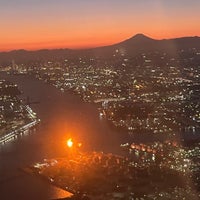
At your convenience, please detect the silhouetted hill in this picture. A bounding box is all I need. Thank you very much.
[117,33,156,46]
[0,34,200,65]
[88,34,200,58]
[90,33,158,56]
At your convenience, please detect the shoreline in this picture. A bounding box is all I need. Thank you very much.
[20,166,74,198]
[0,119,40,145]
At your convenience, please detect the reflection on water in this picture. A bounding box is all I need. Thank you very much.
[0,73,127,199]
[0,73,127,155]
[0,173,73,200]
[49,186,73,199]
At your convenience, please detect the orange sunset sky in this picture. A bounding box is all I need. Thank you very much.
[1,0,200,51]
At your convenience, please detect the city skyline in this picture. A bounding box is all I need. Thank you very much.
[1,0,200,51]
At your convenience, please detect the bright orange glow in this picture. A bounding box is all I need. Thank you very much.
[67,138,73,148]
[1,1,200,51]
[78,143,82,148]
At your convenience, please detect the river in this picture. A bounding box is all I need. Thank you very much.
[0,73,127,200]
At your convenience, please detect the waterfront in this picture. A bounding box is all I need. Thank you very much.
[0,73,200,199]
[0,73,127,199]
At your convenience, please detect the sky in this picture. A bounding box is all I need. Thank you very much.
[0,0,200,51]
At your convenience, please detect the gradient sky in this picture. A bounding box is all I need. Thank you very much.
[1,0,200,51]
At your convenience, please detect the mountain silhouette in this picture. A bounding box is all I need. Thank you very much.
[119,33,156,44]
[0,34,200,64]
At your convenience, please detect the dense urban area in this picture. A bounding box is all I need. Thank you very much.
[0,79,39,144]
[0,35,200,199]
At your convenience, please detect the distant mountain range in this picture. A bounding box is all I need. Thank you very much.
[91,34,200,57]
[0,34,200,65]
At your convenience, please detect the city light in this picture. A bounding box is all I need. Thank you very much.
[67,138,73,148]
[78,143,82,148]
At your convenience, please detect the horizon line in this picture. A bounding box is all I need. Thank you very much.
[0,33,199,53]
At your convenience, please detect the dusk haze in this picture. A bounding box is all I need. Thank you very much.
[1,1,200,200]
[1,0,200,51]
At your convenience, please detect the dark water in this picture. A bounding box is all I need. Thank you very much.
[0,74,127,200]
[1,74,200,199]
